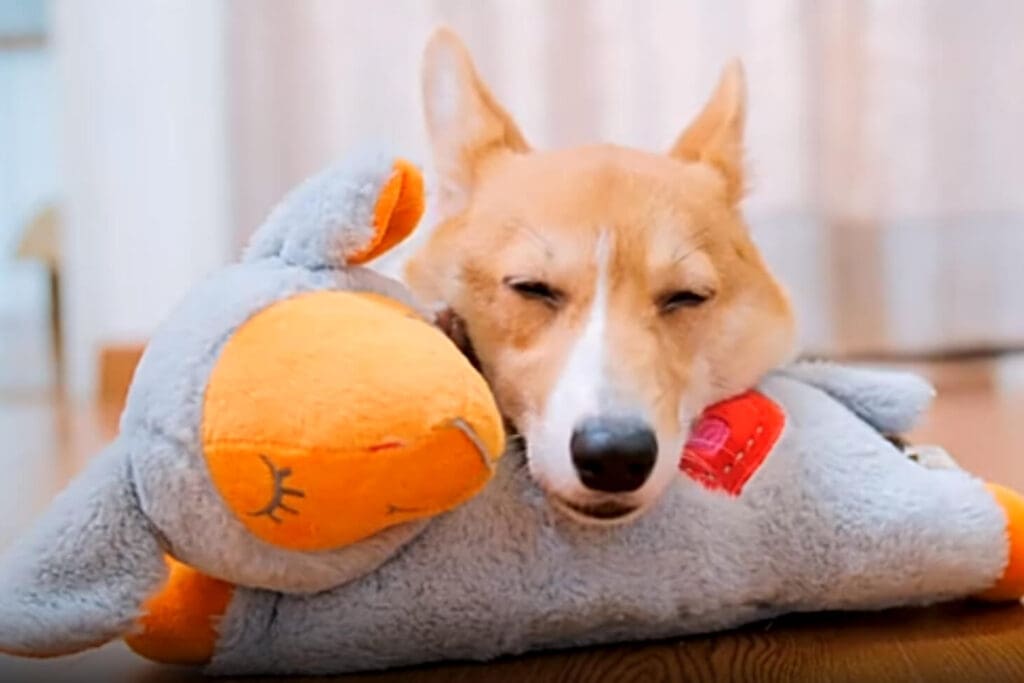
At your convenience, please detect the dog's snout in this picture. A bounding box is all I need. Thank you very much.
[570,418,658,493]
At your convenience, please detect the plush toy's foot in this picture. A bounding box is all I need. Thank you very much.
[977,484,1024,602]
[124,556,233,665]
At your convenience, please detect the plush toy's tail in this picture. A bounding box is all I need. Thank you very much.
[977,484,1024,602]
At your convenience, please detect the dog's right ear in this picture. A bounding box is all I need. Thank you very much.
[0,443,168,657]
[422,27,529,215]
[669,60,747,204]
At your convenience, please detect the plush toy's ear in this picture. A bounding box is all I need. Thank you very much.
[347,158,424,264]
[243,150,425,269]
[0,442,168,657]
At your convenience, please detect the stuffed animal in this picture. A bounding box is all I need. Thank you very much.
[0,150,505,662]
[1,151,1022,676]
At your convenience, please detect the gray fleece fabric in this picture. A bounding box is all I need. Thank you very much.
[0,149,1013,674]
[206,370,1006,675]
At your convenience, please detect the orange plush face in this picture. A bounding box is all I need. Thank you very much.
[406,30,796,523]
[200,290,504,551]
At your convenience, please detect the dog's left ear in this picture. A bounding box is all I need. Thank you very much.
[669,60,746,203]
[421,27,530,216]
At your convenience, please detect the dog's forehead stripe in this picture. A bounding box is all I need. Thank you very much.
[549,230,611,415]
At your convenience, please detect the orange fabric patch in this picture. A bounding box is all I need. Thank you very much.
[977,483,1024,601]
[202,290,504,551]
[125,557,233,665]
[681,390,785,496]
[348,159,425,264]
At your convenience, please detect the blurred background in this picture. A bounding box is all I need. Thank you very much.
[2,1,1024,544]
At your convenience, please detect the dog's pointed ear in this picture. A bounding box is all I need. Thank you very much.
[0,443,169,657]
[422,27,529,215]
[669,60,747,203]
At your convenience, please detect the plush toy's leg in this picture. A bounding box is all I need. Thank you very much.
[977,484,1024,602]
[124,556,234,665]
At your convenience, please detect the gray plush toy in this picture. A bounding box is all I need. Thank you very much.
[1,151,1022,676]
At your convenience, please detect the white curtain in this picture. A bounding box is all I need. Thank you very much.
[52,0,230,397]
[227,0,1024,356]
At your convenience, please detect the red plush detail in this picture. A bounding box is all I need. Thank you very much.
[680,390,785,496]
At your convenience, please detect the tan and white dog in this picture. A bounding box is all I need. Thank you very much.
[406,29,797,524]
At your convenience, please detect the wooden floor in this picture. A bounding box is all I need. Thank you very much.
[1,358,1023,681]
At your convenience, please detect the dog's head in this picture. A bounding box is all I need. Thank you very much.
[407,29,797,524]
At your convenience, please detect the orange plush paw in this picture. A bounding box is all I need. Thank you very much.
[977,483,1024,602]
[125,557,234,665]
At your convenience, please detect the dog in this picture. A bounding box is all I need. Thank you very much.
[405,28,797,525]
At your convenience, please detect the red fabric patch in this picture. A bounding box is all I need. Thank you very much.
[680,390,785,496]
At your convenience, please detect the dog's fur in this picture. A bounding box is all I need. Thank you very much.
[406,29,797,523]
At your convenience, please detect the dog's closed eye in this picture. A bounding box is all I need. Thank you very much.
[504,277,564,308]
[657,289,714,314]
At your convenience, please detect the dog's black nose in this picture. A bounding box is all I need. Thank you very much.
[570,417,658,493]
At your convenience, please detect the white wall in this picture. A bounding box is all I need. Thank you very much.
[0,46,58,391]
[37,0,1024,399]
[0,49,56,256]
[228,0,1024,357]
[52,0,231,398]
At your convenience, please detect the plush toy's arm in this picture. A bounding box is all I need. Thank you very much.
[777,361,936,434]
[244,148,424,269]
[0,441,169,657]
